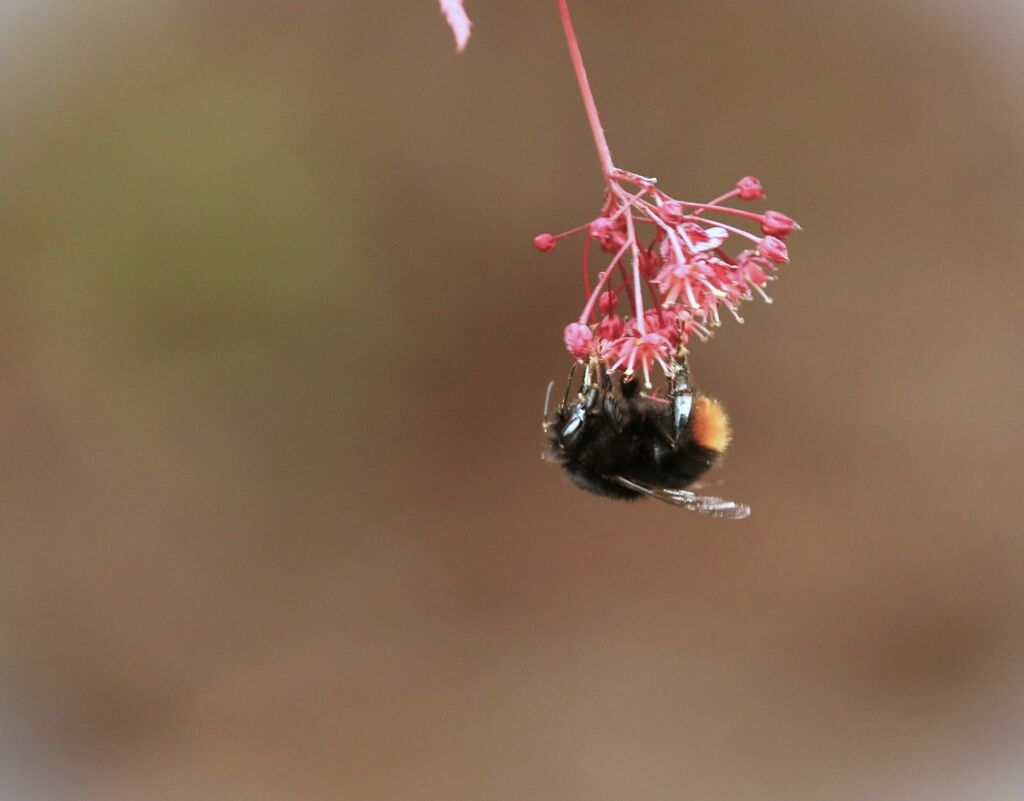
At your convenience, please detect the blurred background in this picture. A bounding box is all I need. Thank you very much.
[0,0,1022,799]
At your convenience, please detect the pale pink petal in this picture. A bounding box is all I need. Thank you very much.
[439,0,472,53]
[695,226,729,252]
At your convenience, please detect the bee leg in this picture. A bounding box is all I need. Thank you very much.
[645,359,694,448]
[666,393,694,446]
[559,362,580,414]
[647,397,696,450]
[666,359,695,447]
[671,356,692,395]
[559,383,601,450]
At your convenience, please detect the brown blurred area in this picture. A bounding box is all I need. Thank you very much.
[0,0,1022,798]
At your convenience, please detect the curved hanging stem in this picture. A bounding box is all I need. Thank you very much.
[557,0,615,180]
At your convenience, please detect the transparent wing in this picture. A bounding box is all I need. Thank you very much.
[614,477,751,520]
[684,478,725,491]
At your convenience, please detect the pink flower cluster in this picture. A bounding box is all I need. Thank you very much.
[536,173,799,387]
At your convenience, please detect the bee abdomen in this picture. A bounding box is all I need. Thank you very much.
[689,395,732,455]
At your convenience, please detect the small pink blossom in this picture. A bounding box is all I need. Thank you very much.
[655,261,696,308]
[758,235,789,263]
[564,322,593,360]
[736,250,770,287]
[760,211,799,238]
[660,200,686,225]
[596,314,624,341]
[681,223,729,253]
[589,217,614,239]
[654,249,729,309]
[607,332,673,388]
[642,309,682,350]
[639,249,663,280]
[736,176,765,201]
[589,217,626,253]
[439,0,472,53]
[533,233,558,252]
[598,290,619,315]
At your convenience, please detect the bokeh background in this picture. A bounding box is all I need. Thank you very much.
[1,1,1022,799]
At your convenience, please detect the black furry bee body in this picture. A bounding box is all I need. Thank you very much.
[544,358,750,518]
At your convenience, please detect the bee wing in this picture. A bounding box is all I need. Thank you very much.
[613,477,751,520]
[685,478,725,491]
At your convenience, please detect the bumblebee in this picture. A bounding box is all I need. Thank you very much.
[544,357,750,518]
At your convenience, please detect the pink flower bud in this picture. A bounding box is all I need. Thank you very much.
[744,261,768,286]
[760,211,798,238]
[641,310,680,348]
[563,322,594,360]
[639,249,662,280]
[643,309,663,331]
[659,306,681,327]
[737,176,765,201]
[597,314,624,341]
[600,231,627,254]
[660,200,685,225]
[533,233,557,252]
[758,235,789,263]
[598,290,618,315]
[589,217,614,239]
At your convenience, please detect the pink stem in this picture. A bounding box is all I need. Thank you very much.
[557,0,615,180]
[579,240,631,324]
[552,221,592,241]
[609,185,653,222]
[580,236,593,307]
[617,259,637,317]
[678,202,764,223]
[689,189,741,217]
[623,210,647,334]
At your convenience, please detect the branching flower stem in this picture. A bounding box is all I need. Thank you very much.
[436,0,799,390]
[541,1,798,385]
